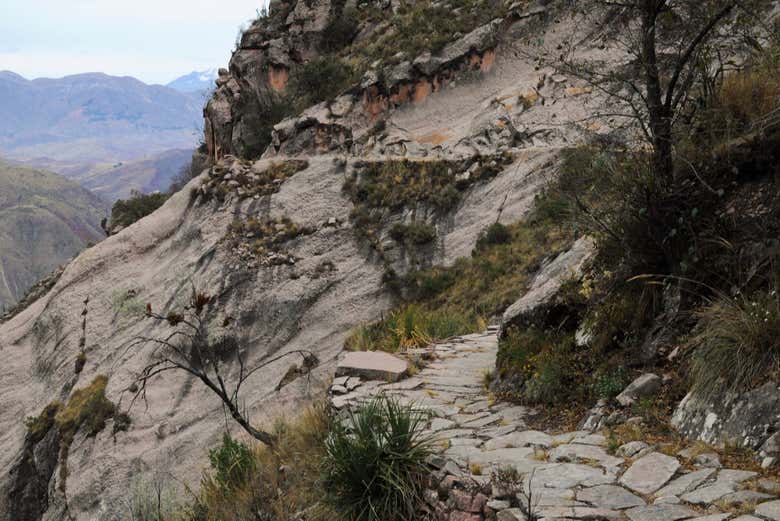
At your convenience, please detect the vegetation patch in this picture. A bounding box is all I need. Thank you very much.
[225,216,314,268]
[345,303,485,353]
[388,222,437,247]
[200,159,308,203]
[349,0,509,67]
[688,288,780,393]
[322,396,433,521]
[108,190,169,231]
[181,397,432,521]
[24,375,123,492]
[287,57,358,109]
[344,154,511,256]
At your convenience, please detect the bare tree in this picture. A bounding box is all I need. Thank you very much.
[555,0,773,178]
[121,289,318,447]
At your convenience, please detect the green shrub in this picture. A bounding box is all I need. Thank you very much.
[109,190,169,230]
[321,7,359,52]
[689,289,780,393]
[389,222,437,246]
[208,434,257,491]
[497,327,580,406]
[321,397,433,521]
[590,367,627,400]
[289,57,356,107]
[401,269,457,301]
[345,160,460,213]
[475,222,511,251]
[185,404,334,521]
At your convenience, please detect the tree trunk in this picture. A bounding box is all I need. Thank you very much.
[641,1,674,180]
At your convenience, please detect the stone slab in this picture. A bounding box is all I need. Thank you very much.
[620,452,680,495]
[577,484,646,510]
[336,351,409,382]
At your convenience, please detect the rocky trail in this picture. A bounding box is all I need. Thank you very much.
[331,331,780,521]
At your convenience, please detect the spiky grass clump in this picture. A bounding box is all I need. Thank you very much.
[689,289,780,393]
[321,397,433,521]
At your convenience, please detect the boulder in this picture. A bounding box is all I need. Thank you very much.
[499,237,595,338]
[671,382,780,450]
[616,441,651,459]
[335,351,409,382]
[616,374,662,407]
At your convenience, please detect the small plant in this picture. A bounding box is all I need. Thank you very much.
[469,462,483,475]
[481,368,495,390]
[126,474,178,521]
[590,367,627,400]
[689,289,780,393]
[321,396,433,521]
[208,433,256,492]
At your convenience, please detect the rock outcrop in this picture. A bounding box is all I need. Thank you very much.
[499,236,595,338]
[672,383,780,457]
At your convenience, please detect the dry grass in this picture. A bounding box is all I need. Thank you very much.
[345,304,485,353]
[688,289,780,393]
[186,402,334,521]
[716,47,780,134]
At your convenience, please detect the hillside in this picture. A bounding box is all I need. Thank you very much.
[0,71,202,164]
[0,159,108,312]
[0,1,778,521]
[14,149,195,202]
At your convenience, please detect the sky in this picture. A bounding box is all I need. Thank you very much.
[0,0,270,85]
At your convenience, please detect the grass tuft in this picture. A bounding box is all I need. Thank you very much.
[321,396,433,521]
[689,288,780,393]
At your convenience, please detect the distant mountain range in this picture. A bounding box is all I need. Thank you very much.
[0,71,203,163]
[166,68,219,94]
[0,158,108,312]
[0,70,214,201]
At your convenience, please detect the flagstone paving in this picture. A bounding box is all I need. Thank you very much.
[330,328,780,520]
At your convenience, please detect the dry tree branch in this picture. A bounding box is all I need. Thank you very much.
[119,290,319,447]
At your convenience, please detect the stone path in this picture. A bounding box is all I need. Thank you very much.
[330,329,780,521]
